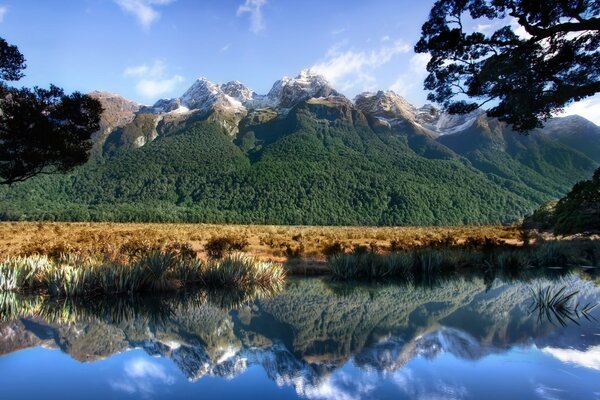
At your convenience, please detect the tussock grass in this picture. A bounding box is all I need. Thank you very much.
[0,221,522,261]
[327,239,600,281]
[0,251,285,298]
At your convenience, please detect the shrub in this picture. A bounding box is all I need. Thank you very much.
[205,236,249,259]
[322,241,346,257]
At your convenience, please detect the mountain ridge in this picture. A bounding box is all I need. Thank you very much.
[0,69,598,225]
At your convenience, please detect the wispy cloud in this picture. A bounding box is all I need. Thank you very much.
[220,43,232,53]
[331,28,346,36]
[110,358,175,397]
[561,95,600,125]
[114,0,175,30]
[124,60,184,100]
[0,5,8,23]
[390,52,431,99]
[310,40,411,92]
[543,345,600,371]
[237,0,267,34]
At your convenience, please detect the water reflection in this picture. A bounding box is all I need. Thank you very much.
[1,274,599,399]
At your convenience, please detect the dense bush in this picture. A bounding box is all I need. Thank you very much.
[205,235,249,259]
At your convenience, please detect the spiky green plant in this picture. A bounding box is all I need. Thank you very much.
[530,285,597,327]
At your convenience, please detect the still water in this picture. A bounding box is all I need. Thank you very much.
[1,275,599,400]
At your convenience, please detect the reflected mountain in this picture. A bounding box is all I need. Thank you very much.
[1,275,599,396]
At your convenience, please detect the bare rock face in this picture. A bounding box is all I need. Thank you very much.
[264,69,340,109]
[304,96,367,126]
[220,80,256,104]
[88,91,140,154]
[354,90,483,136]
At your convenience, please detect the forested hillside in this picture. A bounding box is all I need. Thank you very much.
[1,72,597,225]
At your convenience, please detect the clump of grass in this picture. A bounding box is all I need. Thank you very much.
[205,235,249,259]
[203,253,285,289]
[530,285,597,326]
[327,239,600,282]
[0,251,284,298]
[322,241,346,257]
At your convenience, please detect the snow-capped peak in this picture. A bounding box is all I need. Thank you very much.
[265,69,340,109]
[354,90,482,135]
[180,78,222,110]
[354,90,417,123]
[220,80,256,104]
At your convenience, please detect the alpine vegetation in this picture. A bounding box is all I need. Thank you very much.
[0,252,285,297]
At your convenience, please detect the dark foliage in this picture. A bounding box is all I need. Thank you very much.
[0,37,102,184]
[205,235,249,259]
[416,0,600,131]
[0,38,25,81]
[525,167,600,234]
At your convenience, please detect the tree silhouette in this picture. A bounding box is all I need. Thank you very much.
[0,38,102,185]
[415,0,600,132]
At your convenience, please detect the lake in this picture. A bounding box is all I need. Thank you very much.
[1,274,599,400]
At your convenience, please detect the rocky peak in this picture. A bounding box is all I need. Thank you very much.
[220,80,255,104]
[88,91,140,128]
[354,90,417,123]
[180,78,222,111]
[265,69,340,109]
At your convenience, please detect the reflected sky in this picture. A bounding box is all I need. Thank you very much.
[1,275,599,400]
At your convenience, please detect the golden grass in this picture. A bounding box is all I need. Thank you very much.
[0,222,522,263]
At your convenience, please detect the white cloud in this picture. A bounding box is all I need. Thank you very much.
[561,95,600,125]
[220,43,232,53]
[389,52,431,99]
[331,28,346,36]
[237,0,267,34]
[114,0,175,30]
[123,60,184,100]
[509,17,532,40]
[136,76,184,99]
[474,23,493,33]
[311,40,411,92]
[0,6,7,22]
[543,345,600,371]
[110,358,175,396]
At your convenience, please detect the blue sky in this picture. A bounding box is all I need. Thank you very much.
[0,0,598,122]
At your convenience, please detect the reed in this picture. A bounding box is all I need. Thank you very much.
[530,285,597,326]
[327,239,600,281]
[0,251,285,298]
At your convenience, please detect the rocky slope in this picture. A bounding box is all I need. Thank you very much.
[1,69,598,225]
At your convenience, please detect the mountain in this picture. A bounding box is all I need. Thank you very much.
[543,115,600,162]
[0,70,598,225]
[1,276,598,394]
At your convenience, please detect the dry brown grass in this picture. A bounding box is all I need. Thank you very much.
[0,222,522,264]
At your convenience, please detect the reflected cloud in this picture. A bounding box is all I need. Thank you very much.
[543,345,600,371]
[110,357,175,397]
[535,384,565,400]
[392,368,468,400]
[302,370,377,400]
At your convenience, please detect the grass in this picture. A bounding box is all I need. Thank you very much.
[327,239,600,281]
[0,221,522,262]
[0,252,285,298]
[0,283,282,324]
[530,285,597,326]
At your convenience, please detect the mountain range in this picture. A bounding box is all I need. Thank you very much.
[0,69,598,225]
[1,277,599,395]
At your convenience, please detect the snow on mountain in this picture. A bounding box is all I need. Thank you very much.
[260,68,341,109]
[354,90,419,124]
[117,70,598,144]
[354,90,482,135]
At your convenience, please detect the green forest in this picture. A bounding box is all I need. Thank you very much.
[1,102,597,226]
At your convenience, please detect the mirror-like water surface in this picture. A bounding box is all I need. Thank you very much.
[1,275,599,400]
